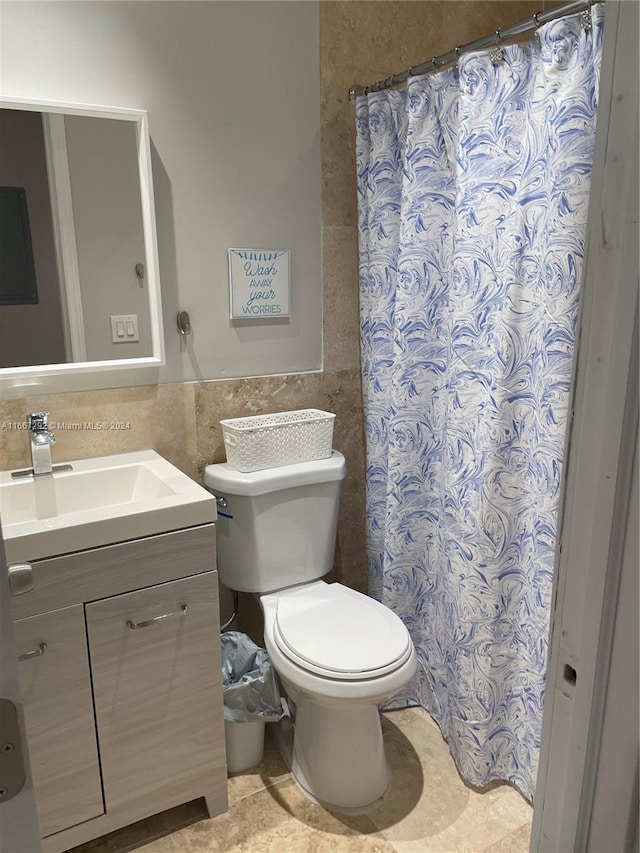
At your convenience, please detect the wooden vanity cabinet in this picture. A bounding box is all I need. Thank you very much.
[14,605,104,837]
[86,572,221,815]
[11,524,227,853]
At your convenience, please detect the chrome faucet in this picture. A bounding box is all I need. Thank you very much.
[9,414,73,480]
[28,412,56,476]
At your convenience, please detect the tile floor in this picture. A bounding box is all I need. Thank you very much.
[71,707,532,853]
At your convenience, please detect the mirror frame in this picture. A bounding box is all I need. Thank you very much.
[0,97,165,398]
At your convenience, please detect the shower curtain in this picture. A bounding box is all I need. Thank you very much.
[356,6,604,800]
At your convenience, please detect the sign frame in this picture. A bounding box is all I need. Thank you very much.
[228,248,290,320]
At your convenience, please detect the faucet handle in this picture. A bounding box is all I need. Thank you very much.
[27,412,49,432]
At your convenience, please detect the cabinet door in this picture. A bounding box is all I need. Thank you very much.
[86,571,225,814]
[15,605,104,837]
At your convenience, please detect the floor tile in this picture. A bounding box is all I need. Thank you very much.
[380,705,426,733]
[165,778,395,852]
[371,709,533,853]
[482,822,532,853]
[226,728,291,806]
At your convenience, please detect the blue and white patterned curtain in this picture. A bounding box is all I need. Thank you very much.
[356,6,604,800]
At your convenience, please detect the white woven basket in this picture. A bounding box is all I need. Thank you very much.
[220,409,335,473]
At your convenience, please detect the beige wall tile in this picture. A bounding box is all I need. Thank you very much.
[233,591,265,648]
[193,373,326,479]
[323,226,361,373]
[440,2,543,49]
[321,1,442,228]
[0,397,30,470]
[0,384,198,479]
[323,368,367,593]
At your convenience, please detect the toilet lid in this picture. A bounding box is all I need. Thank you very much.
[273,583,412,680]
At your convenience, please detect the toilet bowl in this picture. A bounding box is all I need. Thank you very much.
[204,451,417,812]
[261,581,417,811]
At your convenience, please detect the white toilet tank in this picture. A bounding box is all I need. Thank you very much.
[204,451,346,593]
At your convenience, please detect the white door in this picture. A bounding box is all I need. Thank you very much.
[0,530,42,853]
[531,1,639,849]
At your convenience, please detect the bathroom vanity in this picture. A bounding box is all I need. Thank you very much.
[2,451,228,852]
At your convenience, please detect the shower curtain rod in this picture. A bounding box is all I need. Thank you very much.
[348,0,599,100]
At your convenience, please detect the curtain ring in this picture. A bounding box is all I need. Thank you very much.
[495,28,503,42]
[408,67,414,78]
[533,11,541,27]
[385,76,394,89]
[454,46,461,58]
[431,57,438,71]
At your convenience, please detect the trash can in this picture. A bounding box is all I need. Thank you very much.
[220,631,285,773]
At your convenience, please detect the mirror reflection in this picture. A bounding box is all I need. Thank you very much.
[0,108,153,369]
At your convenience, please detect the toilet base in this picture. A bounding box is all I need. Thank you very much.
[293,770,391,815]
[272,692,391,813]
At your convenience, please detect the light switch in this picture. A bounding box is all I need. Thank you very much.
[110,314,140,343]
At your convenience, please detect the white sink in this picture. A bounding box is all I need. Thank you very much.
[0,450,216,563]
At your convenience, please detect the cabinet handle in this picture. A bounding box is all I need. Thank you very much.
[8,563,34,597]
[18,643,47,662]
[126,604,188,630]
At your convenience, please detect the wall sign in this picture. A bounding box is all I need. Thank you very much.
[228,248,290,320]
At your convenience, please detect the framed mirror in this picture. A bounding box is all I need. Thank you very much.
[0,97,164,397]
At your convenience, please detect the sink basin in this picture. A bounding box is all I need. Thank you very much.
[0,450,216,563]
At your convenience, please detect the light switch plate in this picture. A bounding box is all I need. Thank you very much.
[110,314,139,343]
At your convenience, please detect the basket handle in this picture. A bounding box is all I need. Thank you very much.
[225,434,237,446]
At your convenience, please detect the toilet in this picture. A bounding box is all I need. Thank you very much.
[204,450,417,813]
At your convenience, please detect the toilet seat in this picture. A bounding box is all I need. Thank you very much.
[272,583,413,680]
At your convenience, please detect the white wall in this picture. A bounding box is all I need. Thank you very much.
[0,1,322,383]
